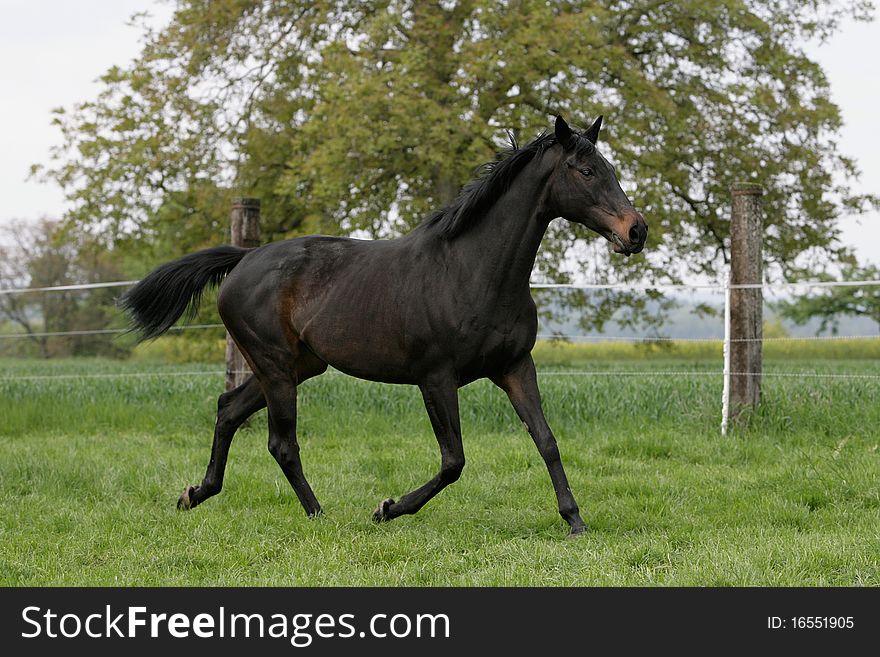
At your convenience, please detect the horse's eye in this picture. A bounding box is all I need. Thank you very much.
[579,168,594,177]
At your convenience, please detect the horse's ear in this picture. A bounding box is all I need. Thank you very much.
[555,115,575,150]
[584,115,603,144]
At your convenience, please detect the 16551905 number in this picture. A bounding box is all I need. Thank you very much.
[768,616,855,630]
[790,617,853,629]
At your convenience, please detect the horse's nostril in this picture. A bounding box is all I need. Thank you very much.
[628,224,640,243]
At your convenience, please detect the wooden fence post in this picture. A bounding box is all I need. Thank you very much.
[728,182,764,418]
[225,198,261,391]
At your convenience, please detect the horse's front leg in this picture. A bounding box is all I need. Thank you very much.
[493,355,587,536]
[373,375,465,522]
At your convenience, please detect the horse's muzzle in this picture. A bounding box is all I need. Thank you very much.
[614,212,647,256]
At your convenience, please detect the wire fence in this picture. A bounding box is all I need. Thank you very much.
[534,334,879,343]
[2,325,879,343]
[1,279,878,401]
[1,280,877,347]
[3,369,879,383]
[0,323,224,340]
[4,278,878,296]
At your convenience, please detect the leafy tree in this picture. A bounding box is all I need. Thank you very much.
[775,261,880,334]
[36,0,878,330]
[0,219,71,358]
[0,220,130,358]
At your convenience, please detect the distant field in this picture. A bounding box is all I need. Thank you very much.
[530,336,880,363]
[119,331,880,365]
[1,350,878,586]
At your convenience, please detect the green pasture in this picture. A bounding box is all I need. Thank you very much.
[0,345,878,585]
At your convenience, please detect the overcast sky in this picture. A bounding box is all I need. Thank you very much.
[1,1,877,269]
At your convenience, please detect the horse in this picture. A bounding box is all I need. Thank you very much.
[121,115,647,536]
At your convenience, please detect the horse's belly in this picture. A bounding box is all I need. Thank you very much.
[290,283,536,386]
[298,323,421,384]
[455,325,536,383]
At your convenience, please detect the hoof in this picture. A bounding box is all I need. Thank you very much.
[177,485,196,510]
[372,498,396,522]
[567,525,588,539]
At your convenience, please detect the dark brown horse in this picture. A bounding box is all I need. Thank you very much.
[121,116,647,536]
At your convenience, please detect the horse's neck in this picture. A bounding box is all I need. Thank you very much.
[452,163,554,296]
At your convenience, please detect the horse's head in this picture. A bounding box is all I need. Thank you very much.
[548,115,647,257]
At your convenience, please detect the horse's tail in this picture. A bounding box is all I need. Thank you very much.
[119,245,249,341]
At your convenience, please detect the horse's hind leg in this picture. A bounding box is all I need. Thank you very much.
[177,375,265,510]
[255,347,327,518]
[264,380,322,517]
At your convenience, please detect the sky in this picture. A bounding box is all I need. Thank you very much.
[0,1,878,269]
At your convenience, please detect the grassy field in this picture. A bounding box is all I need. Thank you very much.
[1,348,879,586]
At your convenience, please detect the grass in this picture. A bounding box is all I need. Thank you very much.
[1,349,879,586]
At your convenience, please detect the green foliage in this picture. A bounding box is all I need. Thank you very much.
[35,0,879,329]
[0,219,131,358]
[131,332,227,363]
[1,357,878,585]
[775,261,880,333]
[763,317,791,339]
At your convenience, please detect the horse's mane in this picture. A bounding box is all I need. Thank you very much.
[422,127,594,239]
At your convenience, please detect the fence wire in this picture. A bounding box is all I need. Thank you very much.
[1,326,877,342]
[0,277,877,387]
[2,369,879,383]
[2,278,880,296]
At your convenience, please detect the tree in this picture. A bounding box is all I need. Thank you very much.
[775,261,880,334]
[36,0,878,330]
[0,219,129,358]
